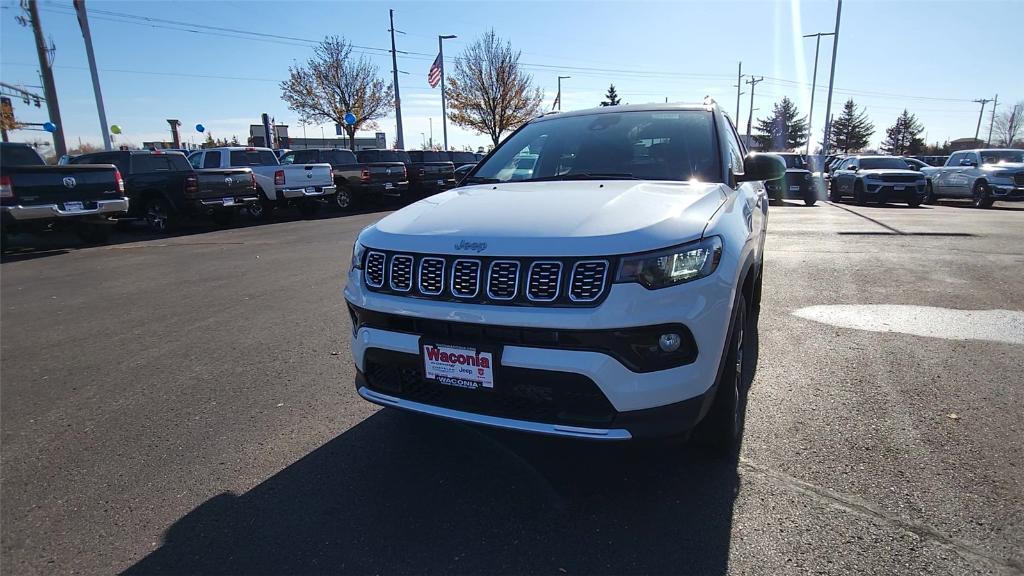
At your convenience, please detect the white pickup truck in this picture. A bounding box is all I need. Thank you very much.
[188,147,335,217]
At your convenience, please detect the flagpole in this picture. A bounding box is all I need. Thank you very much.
[438,34,456,151]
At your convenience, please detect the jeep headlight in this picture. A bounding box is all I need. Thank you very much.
[616,236,723,289]
[351,241,366,270]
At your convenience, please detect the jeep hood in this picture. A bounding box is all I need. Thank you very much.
[360,181,729,257]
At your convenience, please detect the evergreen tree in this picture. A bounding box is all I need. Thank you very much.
[879,109,925,155]
[753,97,808,151]
[828,98,874,153]
[600,84,621,107]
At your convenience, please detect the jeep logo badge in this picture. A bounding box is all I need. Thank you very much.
[306,171,313,179]
[224,177,233,185]
[63,176,76,189]
[454,240,487,253]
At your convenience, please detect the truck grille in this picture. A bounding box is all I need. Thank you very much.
[1014,173,1024,186]
[361,250,613,307]
[880,174,918,183]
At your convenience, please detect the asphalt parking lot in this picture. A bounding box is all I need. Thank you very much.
[2,199,1022,575]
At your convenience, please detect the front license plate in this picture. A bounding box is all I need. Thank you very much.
[222,197,235,206]
[437,179,445,186]
[894,185,905,191]
[64,201,84,211]
[788,185,800,191]
[305,186,316,194]
[422,343,495,390]
[385,182,394,189]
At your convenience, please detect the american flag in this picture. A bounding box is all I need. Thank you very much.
[428,53,442,88]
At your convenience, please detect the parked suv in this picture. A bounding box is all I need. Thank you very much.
[829,155,928,206]
[765,153,816,205]
[344,103,784,451]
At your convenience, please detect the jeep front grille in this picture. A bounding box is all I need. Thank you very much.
[361,250,613,307]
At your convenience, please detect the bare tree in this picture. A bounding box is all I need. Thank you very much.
[446,30,544,146]
[993,101,1023,146]
[280,37,391,150]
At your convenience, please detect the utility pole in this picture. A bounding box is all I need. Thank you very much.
[986,94,998,146]
[733,61,744,122]
[438,34,456,150]
[72,0,110,150]
[24,0,66,157]
[820,0,842,157]
[972,98,992,142]
[429,117,433,148]
[389,9,404,149]
[557,76,570,111]
[745,76,763,139]
[802,32,834,154]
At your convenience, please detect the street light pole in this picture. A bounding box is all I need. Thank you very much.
[802,32,834,155]
[557,76,571,111]
[438,34,456,151]
[820,0,843,157]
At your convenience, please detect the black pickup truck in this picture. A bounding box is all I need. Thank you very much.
[281,148,407,211]
[404,150,457,195]
[1,142,128,246]
[70,150,256,230]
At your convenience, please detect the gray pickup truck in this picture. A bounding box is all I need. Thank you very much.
[920,148,1024,208]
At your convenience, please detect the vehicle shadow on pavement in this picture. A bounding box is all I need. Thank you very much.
[121,329,760,576]
[122,415,741,575]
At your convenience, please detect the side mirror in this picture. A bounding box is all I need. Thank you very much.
[850,165,859,171]
[960,159,977,167]
[736,153,785,183]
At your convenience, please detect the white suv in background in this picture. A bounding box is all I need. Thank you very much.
[343,104,784,453]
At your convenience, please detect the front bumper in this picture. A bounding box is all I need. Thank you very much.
[357,181,409,197]
[990,183,1024,201]
[411,178,456,191]
[344,267,735,439]
[195,194,261,208]
[0,198,129,221]
[864,181,927,200]
[280,185,337,199]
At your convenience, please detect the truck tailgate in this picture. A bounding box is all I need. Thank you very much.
[363,162,407,184]
[190,168,257,200]
[284,163,334,187]
[3,164,120,205]
[416,162,455,180]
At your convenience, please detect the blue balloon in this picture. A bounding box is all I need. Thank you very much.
[43,121,56,133]
[195,124,205,133]
[343,112,357,126]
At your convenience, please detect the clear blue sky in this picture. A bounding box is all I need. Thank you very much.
[1,0,1017,153]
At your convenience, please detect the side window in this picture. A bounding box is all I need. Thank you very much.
[168,154,191,171]
[292,150,317,164]
[280,152,295,165]
[203,151,221,169]
[947,152,963,166]
[718,114,745,180]
[132,155,172,173]
[188,153,202,169]
[360,150,377,162]
[967,152,980,166]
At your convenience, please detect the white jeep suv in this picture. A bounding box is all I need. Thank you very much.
[344,104,783,451]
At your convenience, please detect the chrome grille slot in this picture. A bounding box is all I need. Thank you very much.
[451,259,481,298]
[365,252,386,288]
[418,257,445,295]
[527,261,563,302]
[389,255,414,292]
[487,261,520,300]
[569,260,608,302]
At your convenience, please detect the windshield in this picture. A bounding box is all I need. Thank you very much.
[980,150,1024,164]
[779,155,807,169]
[471,110,720,183]
[449,151,477,163]
[860,157,912,170]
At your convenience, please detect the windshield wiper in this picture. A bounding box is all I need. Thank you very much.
[519,172,640,182]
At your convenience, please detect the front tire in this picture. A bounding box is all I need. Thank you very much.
[803,188,817,206]
[972,181,994,209]
[923,181,936,204]
[854,180,867,206]
[694,297,747,458]
[829,181,842,202]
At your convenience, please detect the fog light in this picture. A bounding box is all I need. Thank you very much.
[659,333,682,352]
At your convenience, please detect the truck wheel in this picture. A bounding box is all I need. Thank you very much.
[803,189,816,206]
[923,181,936,204]
[144,197,176,233]
[972,182,994,209]
[211,210,234,226]
[75,222,111,244]
[907,195,922,208]
[854,181,867,205]
[829,182,843,202]
[247,200,273,220]
[694,297,747,458]
[333,188,356,212]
